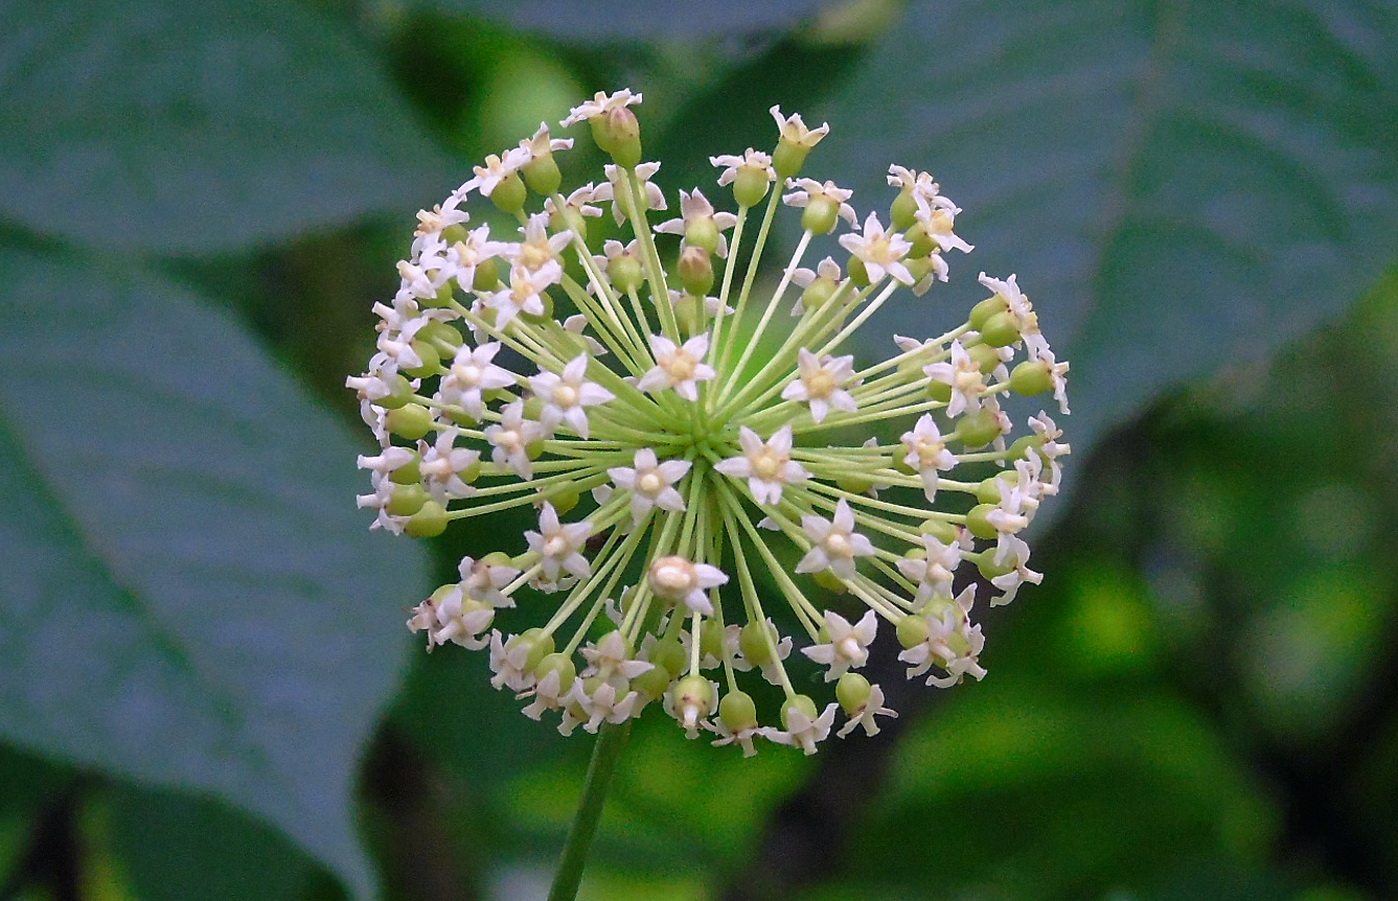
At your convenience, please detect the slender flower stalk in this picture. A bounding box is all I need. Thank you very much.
[350,91,1073,757]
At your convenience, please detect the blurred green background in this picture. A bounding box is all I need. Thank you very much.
[1,0,1396,899]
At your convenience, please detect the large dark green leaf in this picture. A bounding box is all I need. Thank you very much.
[820,0,1398,473]
[0,247,428,898]
[0,0,454,254]
[411,0,838,39]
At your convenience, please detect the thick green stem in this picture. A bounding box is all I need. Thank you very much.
[547,720,633,901]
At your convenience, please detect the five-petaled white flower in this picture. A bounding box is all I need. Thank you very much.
[637,334,716,401]
[802,609,880,680]
[796,499,876,579]
[608,448,691,523]
[714,426,809,505]
[525,503,594,583]
[839,212,915,285]
[648,555,728,615]
[781,348,858,423]
[530,354,615,439]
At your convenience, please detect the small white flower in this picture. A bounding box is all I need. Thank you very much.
[654,189,740,258]
[484,401,546,479]
[418,430,479,503]
[896,533,963,606]
[802,609,880,680]
[575,679,641,733]
[796,499,876,579]
[608,448,691,523]
[439,342,516,420]
[839,212,914,285]
[525,503,593,583]
[923,340,986,418]
[781,348,858,423]
[462,147,531,197]
[482,265,552,328]
[637,334,716,401]
[764,701,838,755]
[579,631,654,681]
[530,354,615,438]
[561,89,642,127]
[458,555,520,608]
[595,161,666,224]
[887,165,959,214]
[714,426,809,505]
[782,179,858,229]
[836,682,898,738]
[709,148,774,187]
[648,555,728,615]
[770,106,830,148]
[518,121,573,159]
[900,414,957,501]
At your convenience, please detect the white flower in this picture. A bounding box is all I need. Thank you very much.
[484,401,546,479]
[462,147,531,197]
[898,586,987,686]
[561,89,642,127]
[419,430,480,503]
[525,503,593,583]
[1029,411,1072,490]
[648,555,728,615]
[780,348,858,423]
[770,106,830,148]
[923,340,986,418]
[839,212,914,285]
[595,161,666,224]
[414,202,470,239]
[795,499,876,579]
[802,609,879,680]
[653,189,740,258]
[579,631,654,681]
[439,342,516,420]
[530,354,615,438]
[714,426,809,505]
[458,555,520,608]
[836,682,898,738]
[505,212,571,281]
[900,414,958,501]
[519,121,573,158]
[896,533,963,606]
[575,679,641,733]
[782,178,858,229]
[764,700,838,755]
[483,265,551,328]
[608,448,691,523]
[709,148,774,187]
[637,334,716,401]
[887,165,959,214]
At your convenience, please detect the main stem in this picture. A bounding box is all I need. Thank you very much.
[546,720,634,901]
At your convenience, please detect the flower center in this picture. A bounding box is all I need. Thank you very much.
[638,471,664,496]
[554,385,578,408]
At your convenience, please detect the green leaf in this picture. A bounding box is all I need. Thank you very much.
[109,786,311,901]
[820,0,1398,466]
[0,247,428,898]
[409,0,838,39]
[0,0,453,254]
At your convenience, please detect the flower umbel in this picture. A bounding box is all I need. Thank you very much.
[351,89,1072,755]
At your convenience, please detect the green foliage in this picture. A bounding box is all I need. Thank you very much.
[0,0,1394,898]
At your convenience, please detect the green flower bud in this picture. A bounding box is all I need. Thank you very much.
[489,172,527,214]
[967,341,1002,374]
[969,295,1008,331]
[719,690,759,731]
[417,320,463,351]
[405,500,448,538]
[648,637,687,678]
[1007,435,1040,460]
[980,310,1022,348]
[919,517,960,544]
[541,486,580,517]
[386,403,433,440]
[780,694,819,730]
[699,617,726,663]
[965,504,998,540]
[374,373,416,410]
[1010,360,1053,397]
[739,620,779,666]
[421,281,456,309]
[679,245,714,296]
[957,407,1003,449]
[472,257,501,292]
[388,451,422,486]
[813,568,848,594]
[890,190,919,230]
[520,291,555,324]
[733,166,771,208]
[630,663,672,700]
[836,672,872,715]
[799,275,839,312]
[401,341,440,379]
[976,477,1003,505]
[926,379,953,403]
[896,614,930,649]
[440,223,470,245]
[385,482,428,516]
[672,674,716,715]
[846,255,870,287]
[535,652,576,693]
[801,195,842,235]
[772,140,809,179]
[904,221,938,258]
[685,217,721,255]
[514,628,557,673]
[522,154,562,196]
[836,473,876,495]
[591,107,642,167]
[975,549,1016,579]
[608,252,645,294]
[549,205,589,244]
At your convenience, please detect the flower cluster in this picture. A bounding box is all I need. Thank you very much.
[350,91,1071,755]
